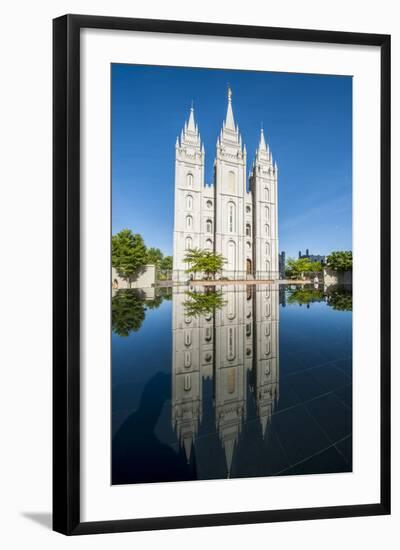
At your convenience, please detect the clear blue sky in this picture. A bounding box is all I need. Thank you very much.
[112,64,352,258]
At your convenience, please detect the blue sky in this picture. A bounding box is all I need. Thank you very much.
[112,64,352,259]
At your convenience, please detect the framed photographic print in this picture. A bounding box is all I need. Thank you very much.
[53,14,391,535]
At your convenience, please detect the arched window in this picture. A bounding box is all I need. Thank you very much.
[227,327,235,361]
[227,293,236,320]
[184,330,191,346]
[206,219,212,233]
[187,173,193,188]
[184,374,191,391]
[205,239,213,250]
[265,205,270,220]
[186,215,192,229]
[186,195,193,210]
[228,171,236,194]
[246,223,251,237]
[205,327,212,342]
[184,351,191,368]
[266,259,271,274]
[266,242,270,256]
[206,199,213,209]
[228,202,235,233]
[246,323,252,337]
[227,369,236,394]
[185,236,192,250]
[227,240,236,272]
[264,186,269,201]
[265,224,270,236]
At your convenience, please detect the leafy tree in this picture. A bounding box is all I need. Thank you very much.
[159,255,173,280]
[327,287,352,311]
[287,287,325,306]
[326,251,352,272]
[112,229,148,286]
[184,248,226,280]
[183,289,226,317]
[286,257,322,279]
[146,247,163,266]
[112,290,146,336]
[112,289,168,336]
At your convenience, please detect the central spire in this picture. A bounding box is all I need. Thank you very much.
[225,86,235,131]
[259,127,267,152]
[187,103,196,133]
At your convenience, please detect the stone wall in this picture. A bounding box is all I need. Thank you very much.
[323,267,352,286]
[112,264,156,289]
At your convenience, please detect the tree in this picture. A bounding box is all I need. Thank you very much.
[327,287,352,311]
[112,290,146,336]
[112,229,148,286]
[112,289,168,336]
[146,247,163,267]
[183,289,226,317]
[286,257,322,279]
[184,248,226,280]
[287,287,325,306]
[326,251,352,272]
[159,255,173,280]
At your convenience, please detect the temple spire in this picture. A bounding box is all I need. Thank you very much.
[225,86,235,131]
[259,127,267,152]
[187,103,196,133]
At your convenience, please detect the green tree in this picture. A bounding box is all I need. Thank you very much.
[112,289,168,336]
[159,255,173,280]
[326,251,352,272]
[146,247,163,267]
[287,287,325,306]
[327,287,352,311]
[183,289,226,317]
[184,248,226,280]
[112,290,146,336]
[112,229,148,287]
[286,257,322,279]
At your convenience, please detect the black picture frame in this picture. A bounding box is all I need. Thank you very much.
[53,14,391,535]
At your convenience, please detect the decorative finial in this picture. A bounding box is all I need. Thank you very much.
[227,84,232,102]
[190,99,194,111]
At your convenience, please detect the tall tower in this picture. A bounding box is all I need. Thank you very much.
[171,287,202,462]
[215,88,247,280]
[251,129,279,279]
[173,106,205,282]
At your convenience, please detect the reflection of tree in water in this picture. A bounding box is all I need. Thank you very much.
[183,288,226,318]
[327,287,352,311]
[287,285,352,312]
[112,289,171,336]
[287,287,325,306]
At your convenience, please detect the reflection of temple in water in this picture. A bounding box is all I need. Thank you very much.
[171,284,279,477]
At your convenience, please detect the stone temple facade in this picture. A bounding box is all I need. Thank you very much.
[173,89,279,281]
[171,284,279,476]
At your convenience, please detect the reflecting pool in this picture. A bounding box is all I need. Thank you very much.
[112,284,352,485]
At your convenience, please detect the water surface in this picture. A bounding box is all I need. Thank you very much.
[112,284,352,485]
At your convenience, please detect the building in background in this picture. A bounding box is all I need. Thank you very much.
[298,249,326,264]
[278,250,286,279]
[173,89,279,282]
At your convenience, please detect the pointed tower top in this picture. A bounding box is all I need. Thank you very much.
[187,104,196,133]
[182,434,193,464]
[225,86,236,131]
[259,127,267,152]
